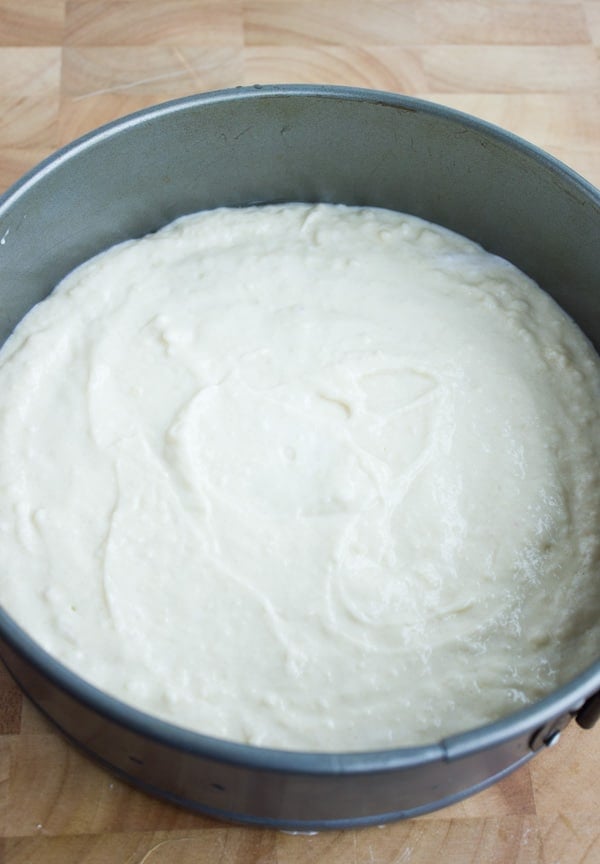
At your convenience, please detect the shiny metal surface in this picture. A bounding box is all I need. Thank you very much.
[0,85,598,828]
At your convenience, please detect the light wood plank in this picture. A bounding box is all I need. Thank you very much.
[2,818,546,864]
[243,45,600,92]
[62,46,243,98]
[584,2,600,41]
[546,146,600,187]
[0,48,60,148]
[0,0,65,47]
[538,811,600,864]
[530,723,599,817]
[65,0,244,47]
[243,1,590,47]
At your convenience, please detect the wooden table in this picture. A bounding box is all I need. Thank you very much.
[1,3,599,862]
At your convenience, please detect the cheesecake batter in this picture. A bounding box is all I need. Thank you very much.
[0,203,598,750]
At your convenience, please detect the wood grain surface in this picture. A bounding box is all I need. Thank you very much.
[1,2,599,863]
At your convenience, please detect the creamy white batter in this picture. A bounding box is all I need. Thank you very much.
[0,203,598,750]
